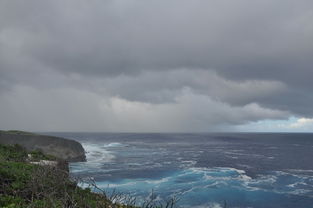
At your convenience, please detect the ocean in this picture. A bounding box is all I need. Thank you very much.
[47,133,313,208]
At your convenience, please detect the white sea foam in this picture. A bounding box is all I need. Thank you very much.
[250,174,277,184]
[143,177,170,185]
[69,142,116,173]
[102,181,137,188]
[82,142,116,163]
[185,167,253,182]
[103,142,124,148]
[287,181,307,188]
[208,203,223,208]
[274,170,309,179]
[183,202,223,208]
[180,160,197,168]
[289,189,311,195]
[242,170,313,197]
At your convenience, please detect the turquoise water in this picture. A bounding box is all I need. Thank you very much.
[48,133,313,208]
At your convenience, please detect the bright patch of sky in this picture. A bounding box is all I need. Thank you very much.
[236,117,313,132]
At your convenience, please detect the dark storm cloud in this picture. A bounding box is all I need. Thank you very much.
[0,0,312,131]
[1,0,312,77]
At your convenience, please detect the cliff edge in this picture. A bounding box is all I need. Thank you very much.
[0,130,86,162]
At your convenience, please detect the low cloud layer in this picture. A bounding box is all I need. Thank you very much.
[0,0,312,132]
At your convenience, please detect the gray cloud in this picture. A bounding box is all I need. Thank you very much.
[0,85,289,132]
[95,69,287,105]
[2,1,312,77]
[0,0,312,131]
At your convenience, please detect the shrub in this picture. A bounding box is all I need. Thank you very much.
[0,144,27,162]
[29,149,56,161]
[0,195,25,208]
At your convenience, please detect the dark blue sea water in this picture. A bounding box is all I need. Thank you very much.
[48,133,313,208]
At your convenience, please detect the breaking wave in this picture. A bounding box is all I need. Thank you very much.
[67,133,313,208]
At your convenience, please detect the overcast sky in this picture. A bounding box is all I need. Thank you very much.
[1,0,313,132]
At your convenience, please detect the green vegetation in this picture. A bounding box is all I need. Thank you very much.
[0,144,178,208]
[0,144,28,162]
[29,149,56,161]
[0,144,55,162]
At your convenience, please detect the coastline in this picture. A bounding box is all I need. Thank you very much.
[0,130,86,162]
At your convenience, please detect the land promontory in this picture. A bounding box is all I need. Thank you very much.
[0,130,86,162]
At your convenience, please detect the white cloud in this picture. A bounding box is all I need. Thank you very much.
[289,118,313,128]
[236,117,313,132]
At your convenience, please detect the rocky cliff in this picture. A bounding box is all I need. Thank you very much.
[0,130,86,162]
